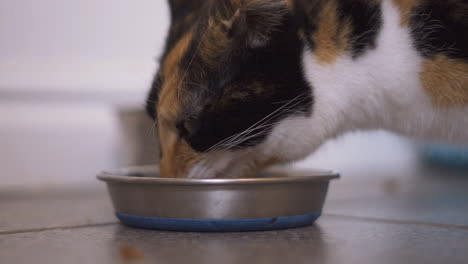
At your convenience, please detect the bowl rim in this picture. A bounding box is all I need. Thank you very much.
[97,165,340,186]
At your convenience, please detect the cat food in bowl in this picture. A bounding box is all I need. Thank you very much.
[97,166,339,232]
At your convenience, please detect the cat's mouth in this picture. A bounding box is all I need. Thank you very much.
[184,149,278,179]
[158,129,281,179]
[182,150,241,178]
[185,155,236,179]
[213,170,228,178]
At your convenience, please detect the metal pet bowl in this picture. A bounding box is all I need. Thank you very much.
[98,166,339,232]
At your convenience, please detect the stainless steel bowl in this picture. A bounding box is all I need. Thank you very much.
[98,166,339,231]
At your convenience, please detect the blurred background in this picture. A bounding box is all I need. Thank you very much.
[0,0,466,189]
[1,2,468,263]
[0,0,168,187]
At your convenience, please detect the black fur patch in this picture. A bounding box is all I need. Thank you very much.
[336,0,382,58]
[295,0,382,59]
[410,0,468,62]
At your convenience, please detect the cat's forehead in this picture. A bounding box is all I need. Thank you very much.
[156,0,298,121]
[158,25,235,115]
[162,0,289,78]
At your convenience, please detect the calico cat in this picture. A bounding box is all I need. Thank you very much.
[146,0,468,178]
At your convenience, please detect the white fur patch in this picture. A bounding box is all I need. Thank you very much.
[297,0,468,146]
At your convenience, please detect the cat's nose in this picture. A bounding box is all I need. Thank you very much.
[175,120,211,153]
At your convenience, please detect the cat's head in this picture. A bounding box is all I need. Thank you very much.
[147,0,314,178]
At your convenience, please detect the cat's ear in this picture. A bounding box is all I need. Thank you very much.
[227,0,289,48]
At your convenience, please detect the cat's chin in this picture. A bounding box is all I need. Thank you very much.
[185,164,219,179]
[183,150,284,179]
[185,158,244,179]
[181,148,256,179]
[186,165,260,179]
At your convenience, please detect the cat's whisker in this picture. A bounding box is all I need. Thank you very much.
[205,130,249,152]
[215,93,307,147]
[219,122,275,149]
[180,81,205,88]
[212,92,310,151]
[227,102,310,148]
[220,126,274,150]
[146,99,159,104]
[220,95,308,148]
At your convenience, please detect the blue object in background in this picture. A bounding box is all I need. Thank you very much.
[116,212,321,232]
[422,144,468,169]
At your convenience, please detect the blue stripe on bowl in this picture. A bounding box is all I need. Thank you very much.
[116,212,321,232]
[422,144,468,169]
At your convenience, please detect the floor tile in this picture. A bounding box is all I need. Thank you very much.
[325,167,468,227]
[0,185,116,233]
[1,216,467,264]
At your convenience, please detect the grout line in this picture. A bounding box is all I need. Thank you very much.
[3,215,467,235]
[0,222,119,235]
[323,213,468,230]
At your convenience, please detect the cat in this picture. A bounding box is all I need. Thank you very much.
[146,0,468,178]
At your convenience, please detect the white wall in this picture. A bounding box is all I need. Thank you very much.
[0,0,169,187]
[0,0,169,100]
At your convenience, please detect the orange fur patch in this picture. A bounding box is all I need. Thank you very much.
[284,0,294,10]
[158,31,201,178]
[159,130,199,178]
[311,0,351,65]
[420,55,468,107]
[391,0,420,26]
[158,32,192,122]
[161,32,193,79]
[201,17,233,63]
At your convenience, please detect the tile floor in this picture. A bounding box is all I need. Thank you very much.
[1,165,467,264]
